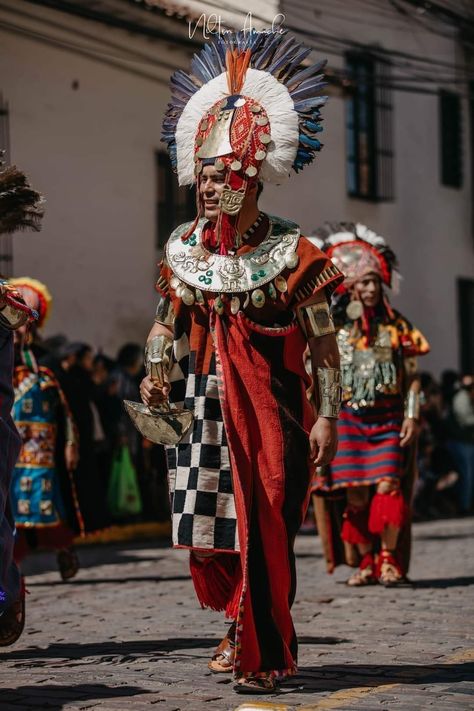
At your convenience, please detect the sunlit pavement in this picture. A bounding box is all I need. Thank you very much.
[0,517,473,710]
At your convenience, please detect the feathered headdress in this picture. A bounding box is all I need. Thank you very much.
[162,30,327,253]
[313,222,400,293]
[9,277,52,328]
[0,166,45,234]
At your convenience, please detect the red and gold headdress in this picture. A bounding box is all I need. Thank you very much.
[9,277,52,328]
[162,30,327,253]
[314,223,400,293]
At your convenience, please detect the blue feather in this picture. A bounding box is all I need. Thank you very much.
[300,134,321,150]
[287,60,327,90]
[294,96,328,112]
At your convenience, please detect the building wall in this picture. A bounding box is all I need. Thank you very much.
[0,1,189,354]
[1,0,472,374]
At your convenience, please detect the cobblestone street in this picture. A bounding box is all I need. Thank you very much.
[1,517,473,711]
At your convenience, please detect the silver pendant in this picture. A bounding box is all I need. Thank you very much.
[181,287,195,306]
[176,283,185,299]
[195,288,205,305]
[275,275,287,293]
[214,296,224,315]
[230,296,240,315]
[268,282,277,300]
[285,252,299,269]
[251,289,265,308]
[170,275,180,290]
[243,293,250,309]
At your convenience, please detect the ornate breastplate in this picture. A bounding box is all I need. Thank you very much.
[165,215,300,313]
[338,325,398,409]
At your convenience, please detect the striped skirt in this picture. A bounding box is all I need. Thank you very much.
[321,396,404,491]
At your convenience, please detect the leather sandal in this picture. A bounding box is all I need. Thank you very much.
[347,553,377,586]
[234,675,278,694]
[378,550,405,586]
[0,577,26,647]
[208,623,236,673]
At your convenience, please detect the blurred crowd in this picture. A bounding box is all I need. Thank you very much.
[32,333,474,530]
[416,370,474,519]
[34,335,170,532]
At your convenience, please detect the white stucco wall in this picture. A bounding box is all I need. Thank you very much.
[1,0,472,373]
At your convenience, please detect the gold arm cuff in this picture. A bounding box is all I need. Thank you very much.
[145,334,173,383]
[405,390,420,420]
[302,300,335,339]
[0,304,28,330]
[317,367,342,418]
[155,295,175,327]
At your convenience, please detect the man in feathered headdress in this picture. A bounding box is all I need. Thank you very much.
[0,164,44,646]
[311,223,430,587]
[138,30,344,693]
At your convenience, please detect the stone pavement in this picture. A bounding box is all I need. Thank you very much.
[0,517,473,711]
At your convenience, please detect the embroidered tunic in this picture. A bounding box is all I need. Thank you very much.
[314,310,429,491]
[11,366,80,530]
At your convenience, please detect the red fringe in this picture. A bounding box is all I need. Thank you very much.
[341,506,371,545]
[368,490,408,535]
[189,552,241,615]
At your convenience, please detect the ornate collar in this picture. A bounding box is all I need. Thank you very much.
[166,215,300,299]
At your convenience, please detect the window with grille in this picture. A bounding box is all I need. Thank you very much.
[155,151,195,250]
[440,90,463,189]
[345,52,394,201]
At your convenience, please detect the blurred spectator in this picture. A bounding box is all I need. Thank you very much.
[414,372,459,519]
[446,375,474,514]
[57,343,110,532]
[441,370,460,413]
[111,343,148,517]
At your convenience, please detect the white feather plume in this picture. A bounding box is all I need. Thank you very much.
[355,223,386,247]
[325,231,355,245]
[242,69,299,184]
[175,68,299,186]
[176,73,229,186]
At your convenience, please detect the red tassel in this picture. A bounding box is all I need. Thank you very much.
[368,490,408,535]
[189,552,240,613]
[225,562,243,620]
[341,505,371,545]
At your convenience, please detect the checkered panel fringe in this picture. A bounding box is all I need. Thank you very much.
[166,332,239,553]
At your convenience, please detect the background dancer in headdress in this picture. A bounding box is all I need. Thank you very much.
[0,164,43,646]
[139,30,343,693]
[312,223,430,586]
[9,277,83,581]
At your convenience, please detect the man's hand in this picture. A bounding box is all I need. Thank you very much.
[399,418,419,448]
[65,442,79,471]
[310,417,338,466]
[140,374,170,408]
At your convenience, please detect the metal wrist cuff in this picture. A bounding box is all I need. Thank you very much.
[0,304,28,330]
[145,334,173,381]
[405,390,420,420]
[155,295,175,327]
[317,367,342,418]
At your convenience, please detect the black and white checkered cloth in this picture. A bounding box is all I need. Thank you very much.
[166,325,239,552]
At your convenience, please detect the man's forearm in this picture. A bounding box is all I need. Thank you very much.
[308,334,341,415]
